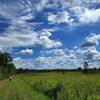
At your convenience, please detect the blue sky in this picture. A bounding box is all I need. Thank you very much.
[0,0,100,69]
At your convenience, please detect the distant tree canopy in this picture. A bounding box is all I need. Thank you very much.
[0,52,16,79]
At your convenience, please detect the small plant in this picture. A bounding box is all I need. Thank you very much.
[32,80,46,93]
[44,82,63,100]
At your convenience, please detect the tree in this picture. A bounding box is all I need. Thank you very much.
[82,61,89,73]
[0,52,15,79]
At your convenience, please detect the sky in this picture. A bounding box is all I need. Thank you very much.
[0,0,100,69]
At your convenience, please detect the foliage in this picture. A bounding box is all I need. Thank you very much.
[0,71,100,99]
[15,72,100,100]
[0,52,16,79]
[44,81,63,100]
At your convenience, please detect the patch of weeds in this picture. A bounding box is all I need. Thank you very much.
[44,82,63,100]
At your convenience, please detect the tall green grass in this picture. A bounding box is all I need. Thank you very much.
[20,72,100,100]
[0,72,100,100]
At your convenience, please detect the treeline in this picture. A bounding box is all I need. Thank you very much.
[0,52,16,80]
[16,67,100,74]
[16,68,79,73]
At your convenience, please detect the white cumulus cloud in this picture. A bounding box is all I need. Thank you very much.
[79,8,100,24]
[20,49,33,55]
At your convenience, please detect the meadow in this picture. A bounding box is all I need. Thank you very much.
[0,72,100,100]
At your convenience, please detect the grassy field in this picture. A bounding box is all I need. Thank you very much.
[0,72,100,100]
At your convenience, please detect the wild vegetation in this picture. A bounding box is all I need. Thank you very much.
[0,52,16,80]
[0,72,100,100]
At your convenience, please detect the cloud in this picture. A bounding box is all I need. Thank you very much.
[13,57,21,62]
[46,2,100,27]
[46,0,93,10]
[20,49,33,55]
[72,6,100,24]
[35,48,78,69]
[83,47,98,60]
[13,48,79,69]
[38,35,62,48]
[13,57,36,69]
[38,30,62,48]
[0,32,37,48]
[0,0,62,50]
[35,0,49,12]
[46,1,100,25]
[82,33,100,47]
[79,46,100,69]
[80,33,100,66]
[44,49,65,56]
[79,8,100,24]
[47,11,74,25]
[13,35,100,69]
[35,55,78,69]
[88,0,100,3]
[0,30,62,49]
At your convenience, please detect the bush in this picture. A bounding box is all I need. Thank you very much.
[44,82,63,100]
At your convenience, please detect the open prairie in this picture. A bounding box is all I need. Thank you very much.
[0,72,100,100]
